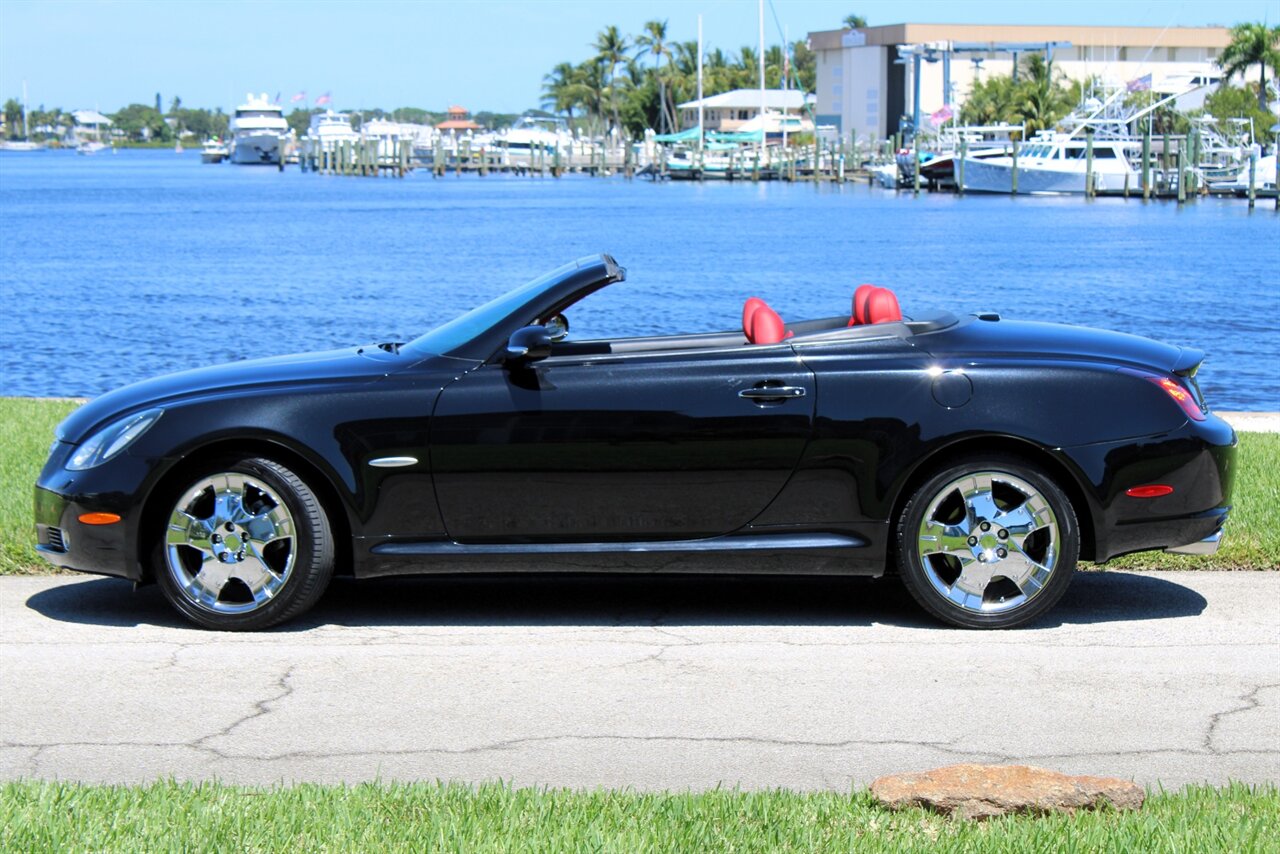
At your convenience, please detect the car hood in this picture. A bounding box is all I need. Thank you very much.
[920,318,1203,374]
[57,346,412,443]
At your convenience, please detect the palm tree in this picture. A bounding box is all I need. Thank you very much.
[574,58,609,135]
[541,62,581,122]
[843,14,867,29]
[635,20,673,133]
[593,25,629,132]
[1218,22,1280,111]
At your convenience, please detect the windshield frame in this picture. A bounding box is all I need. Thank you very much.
[402,255,623,362]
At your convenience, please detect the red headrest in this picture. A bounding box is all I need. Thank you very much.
[850,284,876,326]
[743,296,766,338]
[866,287,902,324]
[750,303,788,344]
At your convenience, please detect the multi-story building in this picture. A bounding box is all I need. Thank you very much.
[807,23,1236,141]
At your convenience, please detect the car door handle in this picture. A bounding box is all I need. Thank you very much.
[739,385,806,400]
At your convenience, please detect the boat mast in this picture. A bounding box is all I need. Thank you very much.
[758,0,765,162]
[697,14,703,153]
[22,80,29,139]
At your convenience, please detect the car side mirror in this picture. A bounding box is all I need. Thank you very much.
[504,325,553,363]
[545,313,570,342]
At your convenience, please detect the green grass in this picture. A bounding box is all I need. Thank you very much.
[1,780,1276,852]
[0,398,79,574]
[1,397,1276,574]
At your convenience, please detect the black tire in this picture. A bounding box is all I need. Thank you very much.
[895,455,1078,629]
[153,456,334,630]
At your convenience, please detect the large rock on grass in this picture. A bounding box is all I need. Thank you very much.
[870,764,1144,820]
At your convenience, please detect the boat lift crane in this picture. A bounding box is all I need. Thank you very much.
[896,41,1072,139]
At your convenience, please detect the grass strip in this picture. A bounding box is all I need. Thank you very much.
[2,780,1277,853]
[1,397,1276,574]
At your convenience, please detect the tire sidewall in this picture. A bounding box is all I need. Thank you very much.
[896,455,1079,629]
[153,456,333,631]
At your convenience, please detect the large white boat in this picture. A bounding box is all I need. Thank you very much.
[303,110,360,153]
[959,81,1211,195]
[229,93,289,165]
[960,135,1138,194]
[497,115,574,166]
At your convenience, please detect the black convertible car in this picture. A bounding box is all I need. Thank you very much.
[35,255,1235,630]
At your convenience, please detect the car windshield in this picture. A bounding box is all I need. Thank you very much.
[403,260,578,358]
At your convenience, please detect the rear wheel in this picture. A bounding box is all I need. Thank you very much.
[153,457,334,630]
[895,456,1078,629]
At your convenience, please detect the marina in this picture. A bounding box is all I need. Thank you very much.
[0,148,1275,413]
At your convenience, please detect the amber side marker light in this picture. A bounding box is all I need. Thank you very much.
[1126,485,1175,498]
[78,512,121,525]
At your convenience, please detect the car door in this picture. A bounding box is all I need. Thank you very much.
[429,342,815,541]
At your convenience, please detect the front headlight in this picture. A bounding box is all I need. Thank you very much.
[67,409,163,471]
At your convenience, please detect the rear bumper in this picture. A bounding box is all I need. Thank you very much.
[1165,527,1223,556]
[1060,414,1236,563]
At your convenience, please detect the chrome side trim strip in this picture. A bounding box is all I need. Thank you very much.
[371,532,865,556]
[369,456,419,468]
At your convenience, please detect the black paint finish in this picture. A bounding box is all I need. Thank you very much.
[34,254,1236,587]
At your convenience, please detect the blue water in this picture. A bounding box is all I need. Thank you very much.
[2,149,1277,409]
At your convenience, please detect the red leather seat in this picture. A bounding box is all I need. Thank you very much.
[850,284,876,326]
[849,285,903,325]
[743,296,766,338]
[750,303,788,344]
[866,288,902,324]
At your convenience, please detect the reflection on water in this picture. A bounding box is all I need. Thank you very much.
[1,149,1276,409]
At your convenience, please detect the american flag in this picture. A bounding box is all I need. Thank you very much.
[1127,74,1152,92]
[291,91,307,103]
[315,92,332,106]
[930,105,954,125]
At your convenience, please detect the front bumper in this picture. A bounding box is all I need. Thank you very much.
[33,445,160,582]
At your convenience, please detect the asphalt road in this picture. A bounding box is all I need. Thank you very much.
[1,571,1277,790]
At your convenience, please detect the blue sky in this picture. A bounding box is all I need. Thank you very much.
[1,0,1275,114]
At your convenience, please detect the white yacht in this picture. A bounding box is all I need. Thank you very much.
[498,115,573,166]
[76,140,110,156]
[229,93,289,165]
[960,135,1138,194]
[304,110,361,153]
[200,138,229,163]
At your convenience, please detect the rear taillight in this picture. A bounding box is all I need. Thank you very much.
[1148,376,1205,421]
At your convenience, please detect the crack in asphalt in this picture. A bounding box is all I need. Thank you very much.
[1203,682,1280,755]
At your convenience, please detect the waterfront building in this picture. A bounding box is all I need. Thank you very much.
[71,109,112,141]
[677,89,807,133]
[436,105,482,132]
[807,24,1236,140]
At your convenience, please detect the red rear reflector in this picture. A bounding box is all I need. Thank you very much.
[78,512,121,525]
[1148,376,1205,421]
[1126,485,1174,498]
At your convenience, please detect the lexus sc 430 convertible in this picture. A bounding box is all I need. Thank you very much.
[35,255,1235,630]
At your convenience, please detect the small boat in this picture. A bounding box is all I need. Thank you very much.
[76,140,109,155]
[200,139,229,163]
[1208,150,1278,196]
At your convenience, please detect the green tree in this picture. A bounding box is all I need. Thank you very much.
[542,62,583,121]
[1218,22,1280,111]
[843,14,867,29]
[112,103,171,142]
[3,98,22,139]
[635,19,674,133]
[791,39,816,93]
[1201,85,1275,142]
[592,25,629,132]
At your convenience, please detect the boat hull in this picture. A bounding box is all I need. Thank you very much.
[231,132,282,165]
[961,155,1137,195]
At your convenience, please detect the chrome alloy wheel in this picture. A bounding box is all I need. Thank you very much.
[915,471,1060,615]
[164,473,296,614]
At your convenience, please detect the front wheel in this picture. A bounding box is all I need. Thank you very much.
[895,456,1079,629]
[153,456,334,630]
